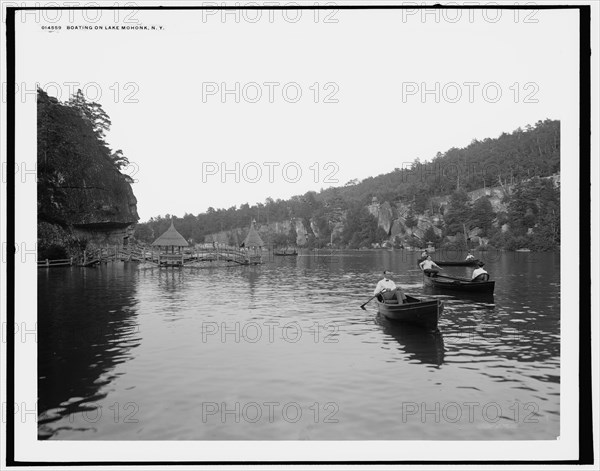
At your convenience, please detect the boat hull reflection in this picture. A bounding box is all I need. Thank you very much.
[423,286,495,304]
[376,314,445,366]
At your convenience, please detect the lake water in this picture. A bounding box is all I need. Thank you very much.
[38,250,560,440]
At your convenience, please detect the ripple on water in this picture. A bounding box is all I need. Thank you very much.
[38,253,560,440]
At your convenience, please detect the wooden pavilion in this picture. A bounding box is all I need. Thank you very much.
[240,219,264,264]
[150,221,189,266]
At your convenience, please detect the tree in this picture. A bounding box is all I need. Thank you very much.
[110,149,130,171]
[423,226,441,245]
[443,189,470,235]
[405,211,417,228]
[471,197,494,236]
[506,177,559,250]
[287,224,298,246]
[133,224,153,243]
[67,89,112,138]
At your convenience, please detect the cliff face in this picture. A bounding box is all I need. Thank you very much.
[40,168,138,226]
[37,89,139,258]
[205,219,309,247]
[431,186,510,214]
[38,164,139,254]
[200,178,557,250]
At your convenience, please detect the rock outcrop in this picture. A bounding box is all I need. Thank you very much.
[38,164,139,255]
[200,179,557,250]
[205,218,310,247]
[37,88,139,258]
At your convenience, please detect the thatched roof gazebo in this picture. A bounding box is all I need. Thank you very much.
[152,221,189,253]
[153,221,189,248]
[241,219,264,249]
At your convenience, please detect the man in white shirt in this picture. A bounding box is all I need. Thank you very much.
[374,271,406,304]
[471,262,489,281]
[419,256,442,276]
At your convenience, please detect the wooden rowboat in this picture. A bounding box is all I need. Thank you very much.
[423,273,495,293]
[274,251,298,256]
[377,295,444,330]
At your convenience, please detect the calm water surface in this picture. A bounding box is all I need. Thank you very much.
[38,251,560,440]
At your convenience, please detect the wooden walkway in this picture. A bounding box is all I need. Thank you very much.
[37,257,75,268]
[38,244,260,268]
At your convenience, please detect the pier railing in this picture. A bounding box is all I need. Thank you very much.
[37,257,74,267]
[39,244,258,268]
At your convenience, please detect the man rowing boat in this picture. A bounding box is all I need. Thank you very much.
[374,270,406,304]
[471,262,489,281]
[419,256,443,276]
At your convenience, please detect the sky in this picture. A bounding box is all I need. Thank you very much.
[15,5,579,221]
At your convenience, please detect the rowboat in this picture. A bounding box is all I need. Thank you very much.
[423,273,495,293]
[417,257,482,267]
[274,251,298,256]
[376,294,444,330]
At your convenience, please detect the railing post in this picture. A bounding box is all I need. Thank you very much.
[46,259,49,267]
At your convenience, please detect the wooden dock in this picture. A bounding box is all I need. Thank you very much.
[139,246,260,268]
[38,244,261,268]
[37,257,74,268]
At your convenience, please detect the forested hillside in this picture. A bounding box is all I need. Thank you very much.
[135,120,560,251]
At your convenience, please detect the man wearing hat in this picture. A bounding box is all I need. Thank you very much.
[471,261,489,281]
[374,270,406,304]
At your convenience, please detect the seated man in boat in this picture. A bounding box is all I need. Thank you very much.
[374,270,406,304]
[471,262,489,281]
[465,252,475,261]
[419,256,442,276]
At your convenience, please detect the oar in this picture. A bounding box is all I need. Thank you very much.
[432,273,471,282]
[360,292,381,310]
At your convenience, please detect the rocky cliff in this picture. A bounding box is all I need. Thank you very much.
[37,89,139,259]
[200,177,559,250]
[205,218,308,247]
[38,165,139,258]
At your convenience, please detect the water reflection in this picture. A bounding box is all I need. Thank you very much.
[423,286,495,305]
[37,251,560,440]
[375,314,446,367]
[157,268,186,292]
[38,264,140,439]
[238,265,262,303]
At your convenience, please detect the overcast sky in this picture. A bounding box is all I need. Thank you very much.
[16,5,579,221]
